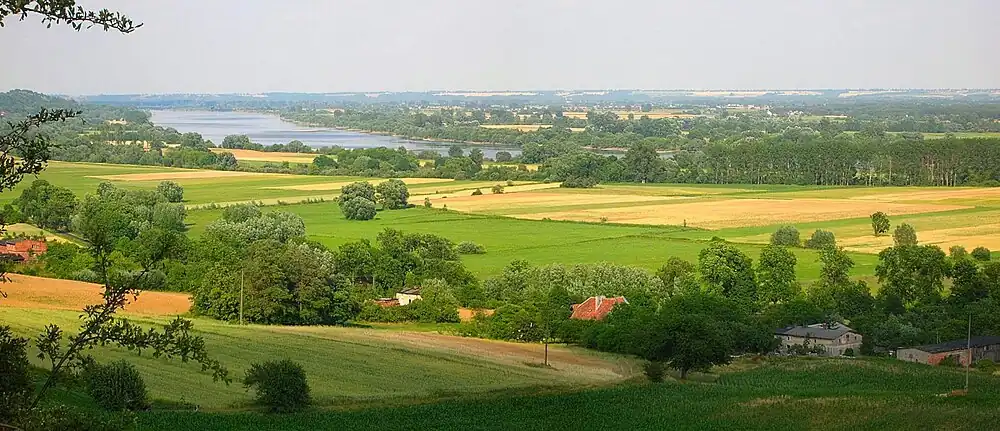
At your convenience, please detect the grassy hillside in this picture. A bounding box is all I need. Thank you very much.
[1,307,634,409]
[138,358,1000,430]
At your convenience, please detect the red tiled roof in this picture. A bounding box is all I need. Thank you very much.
[570,296,628,320]
[0,240,47,262]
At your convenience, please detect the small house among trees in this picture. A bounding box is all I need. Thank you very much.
[774,323,862,357]
[395,287,422,306]
[0,239,48,262]
[897,336,1000,366]
[570,296,628,320]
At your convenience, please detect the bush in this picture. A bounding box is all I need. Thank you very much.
[455,241,486,255]
[506,180,515,187]
[973,358,996,373]
[560,176,598,188]
[643,361,666,383]
[471,188,484,196]
[949,245,968,259]
[805,229,836,249]
[843,348,856,357]
[423,197,432,208]
[156,181,184,203]
[12,405,136,431]
[893,223,918,246]
[85,360,150,411]
[0,326,32,422]
[376,179,409,210]
[938,355,962,368]
[492,185,504,194]
[870,211,890,236]
[243,359,311,412]
[972,246,992,261]
[770,225,800,246]
[341,196,376,220]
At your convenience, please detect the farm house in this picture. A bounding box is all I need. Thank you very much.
[774,323,863,357]
[897,336,1000,366]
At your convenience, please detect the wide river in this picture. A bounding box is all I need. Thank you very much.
[149,110,521,158]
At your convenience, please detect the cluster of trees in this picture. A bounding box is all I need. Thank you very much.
[220,134,313,153]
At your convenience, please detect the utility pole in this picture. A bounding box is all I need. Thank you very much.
[239,269,244,326]
[965,314,971,391]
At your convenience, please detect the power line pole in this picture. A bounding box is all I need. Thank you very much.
[239,269,245,326]
[965,313,971,391]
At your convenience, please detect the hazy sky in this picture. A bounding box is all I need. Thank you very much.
[1,0,998,94]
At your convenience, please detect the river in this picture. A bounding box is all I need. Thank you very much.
[149,110,521,158]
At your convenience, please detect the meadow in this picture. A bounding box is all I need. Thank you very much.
[115,357,1000,430]
[0,306,633,410]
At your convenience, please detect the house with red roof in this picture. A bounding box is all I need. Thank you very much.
[570,295,628,320]
[0,239,47,262]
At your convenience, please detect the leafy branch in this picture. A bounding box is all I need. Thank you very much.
[0,0,141,33]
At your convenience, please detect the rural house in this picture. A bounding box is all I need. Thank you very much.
[395,287,422,306]
[897,336,1000,366]
[774,323,863,357]
[0,239,48,262]
[570,296,628,320]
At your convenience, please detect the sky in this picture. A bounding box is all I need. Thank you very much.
[1,0,998,94]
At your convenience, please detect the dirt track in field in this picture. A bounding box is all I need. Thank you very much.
[0,274,191,316]
[429,190,669,212]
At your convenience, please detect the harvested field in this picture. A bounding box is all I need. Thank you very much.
[3,223,72,243]
[840,223,1000,254]
[430,191,673,213]
[0,274,191,316]
[265,177,453,191]
[848,187,1000,203]
[211,148,318,164]
[517,198,969,229]
[479,124,552,132]
[92,170,284,181]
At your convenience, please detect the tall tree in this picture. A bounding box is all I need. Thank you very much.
[870,211,890,236]
[756,245,799,305]
[698,239,757,307]
[893,223,918,246]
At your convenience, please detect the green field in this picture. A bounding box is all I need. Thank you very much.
[1,308,633,409]
[184,202,874,281]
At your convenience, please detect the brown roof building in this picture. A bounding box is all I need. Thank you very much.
[0,239,47,262]
[570,296,628,320]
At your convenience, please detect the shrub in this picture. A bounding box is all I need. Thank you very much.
[12,405,136,431]
[870,211,890,236]
[938,355,962,368]
[643,361,666,383]
[560,176,598,188]
[0,326,32,422]
[492,185,504,194]
[156,181,184,203]
[770,225,800,246]
[455,241,486,255]
[376,179,409,210]
[471,188,484,196]
[843,348,856,357]
[341,196,376,220]
[973,358,996,373]
[85,360,150,411]
[949,245,968,259]
[506,180,515,187]
[423,197,432,208]
[805,229,836,249]
[893,223,918,246]
[243,359,311,412]
[972,246,992,261]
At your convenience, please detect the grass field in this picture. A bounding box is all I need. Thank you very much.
[136,358,1000,430]
[0,306,635,409]
[8,161,1000,280]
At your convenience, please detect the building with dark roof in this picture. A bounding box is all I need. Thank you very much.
[774,323,863,357]
[395,287,422,306]
[897,336,1000,366]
